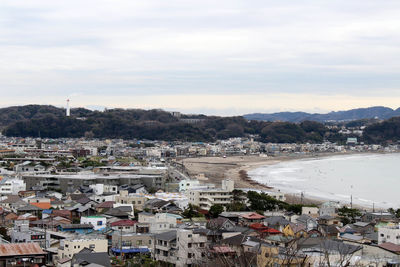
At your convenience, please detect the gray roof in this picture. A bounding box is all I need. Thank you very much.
[264,216,290,227]
[298,237,362,255]
[60,224,94,229]
[353,221,370,227]
[341,233,363,241]
[72,251,111,267]
[155,230,177,242]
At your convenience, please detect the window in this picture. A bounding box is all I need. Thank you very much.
[97,221,103,226]
[89,244,95,249]
[188,243,192,248]
[188,234,192,238]
[137,240,143,245]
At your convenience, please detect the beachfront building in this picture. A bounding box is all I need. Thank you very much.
[186,179,234,210]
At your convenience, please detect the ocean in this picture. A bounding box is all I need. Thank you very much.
[248,153,400,209]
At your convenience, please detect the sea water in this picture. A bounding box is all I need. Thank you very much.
[248,153,400,209]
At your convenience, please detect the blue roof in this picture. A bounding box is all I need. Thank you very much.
[42,209,53,214]
[112,248,149,253]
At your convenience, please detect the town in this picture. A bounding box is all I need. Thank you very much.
[0,135,399,267]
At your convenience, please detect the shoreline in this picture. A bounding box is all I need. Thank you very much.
[182,151,394,211]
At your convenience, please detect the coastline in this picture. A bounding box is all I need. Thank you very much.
[181,151,392,210]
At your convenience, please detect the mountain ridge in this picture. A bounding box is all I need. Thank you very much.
[244,106,400,122]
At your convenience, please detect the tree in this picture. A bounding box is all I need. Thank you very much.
[338,206,361,224]
[209,204,224,218]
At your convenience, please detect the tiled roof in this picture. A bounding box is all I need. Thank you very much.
[0,243,46,256]
[31,202,52,209]
[379,242,400,253]
[111,220,136,227]
[241,212,265,220]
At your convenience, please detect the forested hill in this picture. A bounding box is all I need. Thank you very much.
[1,105,331,142]
[1,105,399,144]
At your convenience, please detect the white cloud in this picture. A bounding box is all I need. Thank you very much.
[0,0,400,113]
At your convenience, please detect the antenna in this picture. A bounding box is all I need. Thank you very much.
[66,99,70,117]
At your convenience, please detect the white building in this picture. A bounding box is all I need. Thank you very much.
[179,180,201,192]
[378,225,400,245]
[89,183,118,195]
[0,178,26,195]
[80,216,107,231]
[154,228,207,267]
[187,179,234,210]
[57,237,108,260]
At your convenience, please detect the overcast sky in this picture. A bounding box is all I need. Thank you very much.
[1,1,400,115]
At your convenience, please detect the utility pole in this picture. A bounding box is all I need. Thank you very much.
[119,228,123,261]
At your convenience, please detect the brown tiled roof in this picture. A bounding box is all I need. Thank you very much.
[0,243,46,256]
[96,201,115,209]
[379,242,400,254]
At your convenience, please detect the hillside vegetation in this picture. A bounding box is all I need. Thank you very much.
[0,105,398,144]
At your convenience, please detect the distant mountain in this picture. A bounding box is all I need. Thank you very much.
[244,106,400,123]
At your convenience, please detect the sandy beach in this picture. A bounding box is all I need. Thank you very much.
[179,152,383,209]
[180,154,337,205]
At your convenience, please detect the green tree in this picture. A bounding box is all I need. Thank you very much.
[209,204,224,218]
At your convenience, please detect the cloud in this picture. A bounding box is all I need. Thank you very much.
[0,0,400,114]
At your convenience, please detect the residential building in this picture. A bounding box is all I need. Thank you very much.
[57,237,108,260]
[187,179,234,210]
[80,216,106,231]
[378,225,400,245]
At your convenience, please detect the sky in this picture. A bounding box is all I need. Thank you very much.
[1,0,400,115]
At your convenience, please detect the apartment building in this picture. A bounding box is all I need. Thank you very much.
[187,179,234,210]
[57,237,108,260]
[115,190,147,211]
[154,229,208,267]
[378,225,400,245]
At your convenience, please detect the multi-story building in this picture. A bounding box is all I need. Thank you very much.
[154,229,208,267]
[187,179,234,210]
[115,190,147,211]
[0,178,26,195]
[10,219,51,249]
[57,237,108,260]
[378,225,400,245]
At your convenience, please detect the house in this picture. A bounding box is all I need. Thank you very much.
[264,216,290,232]
[239,212,265,226]
[283,223,308,238]
[71,249,111,267]
[80,216,106,231]
[95,201,114,213]
[362,212,395,223]
[0,243,47,267]
[111,232,153,252]
[57,237,108,260]
[115,191,147,211]
[295,214,318,230]
[352,221,374,234]
[57,224,94,234]
[257,243,308,267]
[110,219,136,232]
